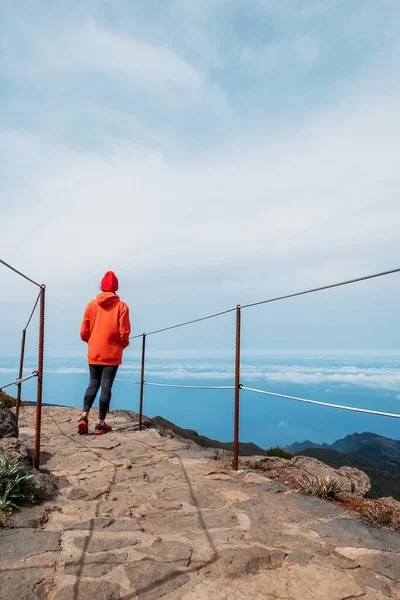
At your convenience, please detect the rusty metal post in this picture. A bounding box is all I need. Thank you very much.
[139,333,146,431]
[233,305,241,471]
[15,328,27,425]
[34,285,45,470]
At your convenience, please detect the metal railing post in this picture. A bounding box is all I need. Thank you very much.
[139,333,146,431]
[233,305,241,471]
[15,328,27,425]
[34,285,45,470]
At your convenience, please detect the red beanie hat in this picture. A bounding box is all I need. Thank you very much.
[101,271,119,292]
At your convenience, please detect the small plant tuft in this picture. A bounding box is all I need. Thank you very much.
[0,390,27,409]
[0,454,35,520]
[158,427,174,438]
[361,500,400,531]
[0,510,10,528]
[264,446,293,460]
[298,474,342,499]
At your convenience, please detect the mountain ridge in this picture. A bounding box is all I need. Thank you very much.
[285,432,400,501]
[151,415,266,456]
[285,432,400,474]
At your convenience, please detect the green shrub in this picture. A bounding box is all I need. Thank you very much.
[0,454,34,518]
[298,474,342,499]
[264,446,294,460]
[0,389,27,408]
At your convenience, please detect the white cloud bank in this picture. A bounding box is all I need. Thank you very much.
[2,359,400,393]
[119,362,400,391]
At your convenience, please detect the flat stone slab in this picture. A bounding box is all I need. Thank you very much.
[247,563,366,600]
[312,518,400,552]
[73,533,138,552]
[53,580,122,600]
[66,516,117,530]
[285,549,314,566]
[336,547,400,581]
[353,567,395,597]
[160,484,226,509]
[146,538,192,566]
[10,505,48,529]
[66,516,143,532]
[106,519,144,532]
[0,567,54,600]
[289,494,346,520]
[205,546,287,578]
[67,486,111,501]
[0,529,60,563]
[64,551,128,577]
[250,482,287,494]
[124,558,189,600]
[140,507,239,534]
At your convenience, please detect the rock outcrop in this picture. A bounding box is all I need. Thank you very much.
[0,401,18,438]
[0,406,398,600]
[241,454,371,496]
[0,414,57,502]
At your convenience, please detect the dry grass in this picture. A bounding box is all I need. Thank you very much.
[329,495,400,532]
[361,499,400,531]
[297,475,342,499]
[158,428,175,438]
[0,510,10,528]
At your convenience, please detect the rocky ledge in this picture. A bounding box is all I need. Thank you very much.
[0,406,399,600]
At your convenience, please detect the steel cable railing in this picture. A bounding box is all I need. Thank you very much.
[0,258,41,288]
[0,258,46,470]
[116,378,234,390]
[0,372,38,391]
[116,377,400,418]
[15,289,42,419]
[2,258,399,472]
[129,267,400,339]
[240,267,400,309]
[125,267,400,470]
[130,307,236,339]
[24,290,41,330]
[241,385,400,419]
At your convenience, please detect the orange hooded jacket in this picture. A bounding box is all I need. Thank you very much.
[80,293,131,365]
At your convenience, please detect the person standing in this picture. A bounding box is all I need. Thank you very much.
[78,271,131,435]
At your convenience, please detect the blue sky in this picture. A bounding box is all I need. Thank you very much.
[1,0,400,358]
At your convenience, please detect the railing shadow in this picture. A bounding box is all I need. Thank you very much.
[44,411,125,600]
[29,410,221,600]
[117,440,220,600]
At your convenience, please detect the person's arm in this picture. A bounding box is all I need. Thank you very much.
[119,303,131,348]
[80,304,91,342]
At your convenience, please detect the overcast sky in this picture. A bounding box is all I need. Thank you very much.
[1,0,400,358]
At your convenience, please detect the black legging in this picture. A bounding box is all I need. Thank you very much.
[83,365,119,420]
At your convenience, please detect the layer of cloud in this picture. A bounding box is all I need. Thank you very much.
[24,362,400,392]
[3,360,400,391]
[2,83,400,279]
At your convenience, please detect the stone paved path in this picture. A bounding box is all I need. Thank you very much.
[0,406,399,599]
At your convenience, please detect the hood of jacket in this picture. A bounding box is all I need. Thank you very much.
[96,292,120,309]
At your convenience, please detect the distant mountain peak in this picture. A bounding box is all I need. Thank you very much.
[286,432,398,455]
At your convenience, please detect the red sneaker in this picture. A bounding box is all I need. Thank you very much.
[77,416,88,435]
[94,423,112,435]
